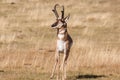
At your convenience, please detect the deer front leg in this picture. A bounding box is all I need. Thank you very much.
[57,54,60,80]
[50,51,59,79]
[50,59,57,79]
[62,50,69,80]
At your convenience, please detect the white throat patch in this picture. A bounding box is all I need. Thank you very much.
[58,34,64,39]
[59,29,66,34]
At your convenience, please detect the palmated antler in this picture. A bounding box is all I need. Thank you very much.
[52,4,60,19]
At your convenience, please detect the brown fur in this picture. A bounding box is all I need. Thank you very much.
[50,4,73,80]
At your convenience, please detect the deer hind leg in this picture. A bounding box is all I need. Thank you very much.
[62,50,69,80]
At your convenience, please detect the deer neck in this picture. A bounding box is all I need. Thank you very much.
[57,27,67,40]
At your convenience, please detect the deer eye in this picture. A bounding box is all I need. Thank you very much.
[62,21,65,23]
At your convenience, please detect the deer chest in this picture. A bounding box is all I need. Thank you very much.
[58,34,65,40]
[57,40,65,52]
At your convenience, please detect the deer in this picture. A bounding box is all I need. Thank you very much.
[50,4,73,80]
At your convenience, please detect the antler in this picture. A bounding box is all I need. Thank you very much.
[61,5,64,19]
[52,4,59,19]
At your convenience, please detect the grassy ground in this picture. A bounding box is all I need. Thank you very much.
[1,67,120,80]
[0,0,120,80]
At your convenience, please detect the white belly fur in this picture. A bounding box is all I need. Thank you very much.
[57,40,65,51]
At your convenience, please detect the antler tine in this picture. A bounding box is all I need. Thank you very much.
[52,4,59,19]
[61,5,64,19]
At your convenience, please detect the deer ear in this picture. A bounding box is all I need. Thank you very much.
[64,14,70,22]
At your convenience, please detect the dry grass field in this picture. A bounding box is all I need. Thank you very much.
[0,0,120,80]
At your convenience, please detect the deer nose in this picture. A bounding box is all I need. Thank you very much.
[51,24,55,27]
[51,24,54,27]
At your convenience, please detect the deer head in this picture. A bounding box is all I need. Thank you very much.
[51,4,70,29]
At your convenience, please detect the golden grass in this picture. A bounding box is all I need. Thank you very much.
[0,0,120,80]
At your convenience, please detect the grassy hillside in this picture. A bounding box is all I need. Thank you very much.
[0,0,120,80]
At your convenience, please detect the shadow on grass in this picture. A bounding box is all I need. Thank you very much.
[76,74,106,79]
